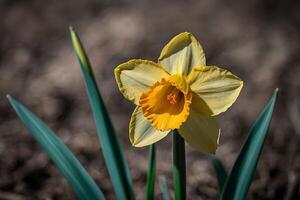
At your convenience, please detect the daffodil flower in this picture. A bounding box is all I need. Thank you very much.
[114,32,243,154]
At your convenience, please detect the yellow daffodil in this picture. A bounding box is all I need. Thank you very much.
[114,32,243,154]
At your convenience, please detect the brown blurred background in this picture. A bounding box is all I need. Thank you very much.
[1,0,300,199]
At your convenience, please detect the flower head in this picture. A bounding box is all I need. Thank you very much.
[114,32,243,154]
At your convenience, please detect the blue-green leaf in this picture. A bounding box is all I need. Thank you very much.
[159,176,170,200]
[210,156,228,192]
[146,144,156,200]
[70,27,135,200]
[221,89,278,200]
[7,95,105,200]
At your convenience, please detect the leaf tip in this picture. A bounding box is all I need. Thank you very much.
[69,26,77,40]
[6,94,14,105]
[69,25,74,33]
[272,88,279,100]
[69,26,77,41]
[69,27,91,70]
[274,88,279,94]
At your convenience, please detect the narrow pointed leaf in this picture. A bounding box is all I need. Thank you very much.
[221,89,278,200]
[70,27,135,200]
[159,176,170,200]
[7,95,105,200]
[146,144,156,200]
[210,156,228,192]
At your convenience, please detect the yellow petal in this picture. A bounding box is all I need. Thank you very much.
[190,92,214,116]
[129,106,169,147]
[140,75,192,131]
[178,107,220,154]
[158,32,206,76]
[188,66,243,116]
[114,59,170,105]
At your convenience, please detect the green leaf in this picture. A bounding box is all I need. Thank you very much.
[159,176,170,200]
[221,89,278,200]
[173,130,186,200]
[70,27,135,200]
[210,156,228,192]
[7,95,105,200]
[146,144,156,200]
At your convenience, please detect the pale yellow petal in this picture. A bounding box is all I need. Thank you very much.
[188,66,243,116]
[190,92,214,116]
[158,32,206,76]
[114,59,170,105]
[178,107,220,154]
[129,106,169,147]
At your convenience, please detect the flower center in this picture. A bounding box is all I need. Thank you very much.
[139,74,192,131]
[167,93,177,105]
[166,87,181,105]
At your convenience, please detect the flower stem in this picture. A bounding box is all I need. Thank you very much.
[173,130,186,200]
[146,144,156,200]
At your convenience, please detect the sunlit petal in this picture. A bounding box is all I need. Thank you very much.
[129,106,169,147]
[188,66,243,116]
[158,32,206,76]
[115,59,170,105]
[178,107,220,154]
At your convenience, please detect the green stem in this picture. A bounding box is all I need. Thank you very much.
[173,130,186,200]
[146,144,156,200]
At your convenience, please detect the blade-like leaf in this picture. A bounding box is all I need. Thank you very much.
[210,156,228,192]
[146,144,156,200]
[221,89,278,200]
[7,95,105,200]
[70,27,135,200]
[159,176,170,200]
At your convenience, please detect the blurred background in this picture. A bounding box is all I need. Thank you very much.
[1,0,300,199]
